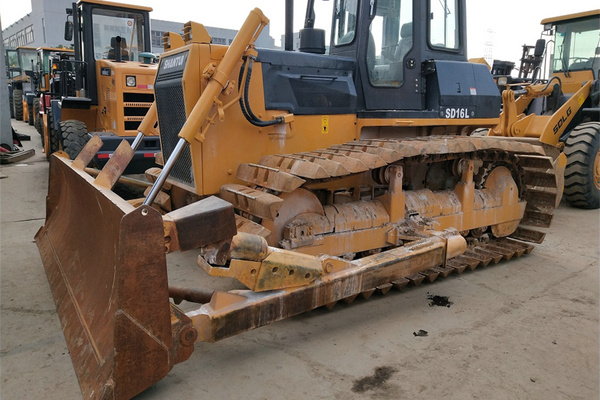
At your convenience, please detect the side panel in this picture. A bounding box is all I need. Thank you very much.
[258,49,357,115]
[155,43,358,196]
[425,61,501,119]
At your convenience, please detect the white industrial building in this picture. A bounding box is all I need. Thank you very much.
[2,0,276,53]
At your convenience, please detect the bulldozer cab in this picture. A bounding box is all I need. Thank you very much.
[325,0,498,115]
[542,10,600,94]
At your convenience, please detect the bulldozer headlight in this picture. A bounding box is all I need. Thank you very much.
[497,76,508,86]
[126,75,136,87]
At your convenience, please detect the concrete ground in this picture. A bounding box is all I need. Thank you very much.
[1,120,598,400]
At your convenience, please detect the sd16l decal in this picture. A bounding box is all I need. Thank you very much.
[443,107,472,119]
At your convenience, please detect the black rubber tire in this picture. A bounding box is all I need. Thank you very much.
[33,98,42,135]
[563,122,600,209]
[60,120,90,160]
[13,89,23,121]
[8,92,15,119]
[27,99,34,125]
[46,107,61,160]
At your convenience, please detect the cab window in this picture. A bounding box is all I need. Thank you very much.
[333,0,359,46]
[367,0,413,87]
[6,50,21,79]
[19,49,37,73]
[552,18,600,73]
[428,0,460,50]
[91,8,146,61]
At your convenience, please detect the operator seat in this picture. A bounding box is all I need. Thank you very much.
[108,37,129,61]
[394,22,413,62]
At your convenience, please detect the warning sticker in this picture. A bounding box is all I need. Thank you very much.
[322,116,329,134]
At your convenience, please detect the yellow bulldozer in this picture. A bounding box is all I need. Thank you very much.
[36,1,569,398]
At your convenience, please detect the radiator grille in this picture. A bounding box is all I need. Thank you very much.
[155,51,194,188]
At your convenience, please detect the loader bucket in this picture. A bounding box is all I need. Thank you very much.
[35,154,195,399]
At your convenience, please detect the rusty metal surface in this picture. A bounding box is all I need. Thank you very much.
[236,163,306,193]
[189,235,450,342]
[181,230,528,342]
[163,196,237,253]
[185,234,536,345]
[35,155,191,399]
[220,183,283,220]
[72,135,103,170]
[94,140,134,189]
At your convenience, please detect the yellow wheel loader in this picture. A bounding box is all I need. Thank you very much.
[35,1,566,398]
[45,0,160,171]
[491,9,600,208]
[6,46,37,123]
[32,47,75,156]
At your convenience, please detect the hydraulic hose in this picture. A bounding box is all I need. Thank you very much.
[239,56,285,127]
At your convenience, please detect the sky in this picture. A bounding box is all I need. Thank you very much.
[1,0,598,66]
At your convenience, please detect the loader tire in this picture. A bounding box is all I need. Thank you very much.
[60,120,90,160]
[13,89,23,121]
[28,100,34,125]
[46,107,61,160]
[8,92,14,119]
[563,122,600,209]
[33,98,42,135]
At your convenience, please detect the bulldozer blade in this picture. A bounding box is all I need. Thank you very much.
[35,155,195,399]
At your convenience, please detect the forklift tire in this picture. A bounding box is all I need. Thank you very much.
[9,93,15,119]
[13,89,23,121]
[33,98,42,135]
[60,120,90,160]
[563,122,600,209]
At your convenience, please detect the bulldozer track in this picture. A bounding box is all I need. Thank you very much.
[323,236,535,309]
[215,135,562,309]
[232,135,560,241]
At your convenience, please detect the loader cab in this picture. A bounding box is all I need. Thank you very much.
[7,47,37,85]
[5,49,21,82]
[542,10,600,94]
[65,0,152,104]
[6,47,37,122]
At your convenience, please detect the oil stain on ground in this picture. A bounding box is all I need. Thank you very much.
[352,366,397,393]
[427,293,453,307]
